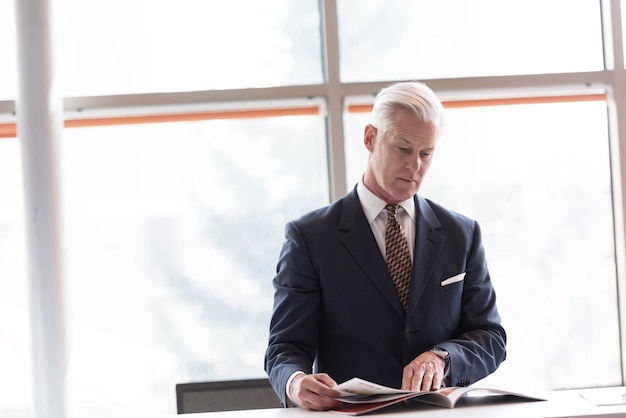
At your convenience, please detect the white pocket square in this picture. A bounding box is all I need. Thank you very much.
[441,273,466,286]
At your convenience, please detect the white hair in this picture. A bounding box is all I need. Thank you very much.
[370,81,444,135]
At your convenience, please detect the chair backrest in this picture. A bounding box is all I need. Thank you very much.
[175,378,282,413]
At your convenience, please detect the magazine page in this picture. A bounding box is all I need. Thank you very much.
[406,386,546,407]
[331,377,546,415]
[333,377,416,403]
[332,396,415,416]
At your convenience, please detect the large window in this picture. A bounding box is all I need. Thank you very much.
[337,0,604,81]
[0,0,16,100]
[2,1,626,418]
[0,138,30,414]
[60,114,328,416]
[58,0,322,96]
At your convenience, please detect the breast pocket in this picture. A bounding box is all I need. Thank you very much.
[438,272,465,296]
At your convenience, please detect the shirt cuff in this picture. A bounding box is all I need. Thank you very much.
[286,371,306,407]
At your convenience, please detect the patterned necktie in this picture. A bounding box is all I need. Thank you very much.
[385,203,412,311]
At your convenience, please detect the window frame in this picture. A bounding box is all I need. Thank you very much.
[1,0,626,416]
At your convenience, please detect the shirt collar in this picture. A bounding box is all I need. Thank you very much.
[357,179,416,224]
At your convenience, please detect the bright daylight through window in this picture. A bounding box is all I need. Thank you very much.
[0,0,624,418]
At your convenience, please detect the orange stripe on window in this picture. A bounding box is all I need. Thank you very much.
[0,93,608,139]
[347,93,607,113]
[0,123,15,139]
[66,106,321,128]
[0,106,320,139]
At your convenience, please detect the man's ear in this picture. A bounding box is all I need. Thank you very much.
[364,124,377,151]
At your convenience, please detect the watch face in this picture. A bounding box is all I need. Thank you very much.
[431,349,449,359]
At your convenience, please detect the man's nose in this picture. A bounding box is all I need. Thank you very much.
[406,156,421,172]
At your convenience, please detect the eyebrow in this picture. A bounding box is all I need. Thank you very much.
[393,136,412,144]
[392,135,436,151]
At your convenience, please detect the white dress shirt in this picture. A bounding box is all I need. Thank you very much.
[356,180,416,261]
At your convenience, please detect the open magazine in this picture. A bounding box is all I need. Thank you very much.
[331,377,545,415]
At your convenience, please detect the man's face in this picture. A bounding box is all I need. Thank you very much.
[363,107,437,203]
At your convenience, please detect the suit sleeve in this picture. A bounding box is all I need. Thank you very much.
[264,220,321,406]
[438,220,507,387]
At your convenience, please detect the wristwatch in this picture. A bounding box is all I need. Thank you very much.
[430,348,450,368]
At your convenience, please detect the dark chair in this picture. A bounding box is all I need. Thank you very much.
[175,378,282,413]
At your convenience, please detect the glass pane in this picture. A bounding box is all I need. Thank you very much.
[0,139,32,416]
[57,0,322,96]
[0,0,17,100]
[337,0,604,81]
[344,100,620,391]
[623,0,626,65]
[60,114,328,418]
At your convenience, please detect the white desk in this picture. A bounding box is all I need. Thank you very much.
[177,387,626,418]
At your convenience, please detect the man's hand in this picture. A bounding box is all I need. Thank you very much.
[289,373,344,410]
[401,351,446,392]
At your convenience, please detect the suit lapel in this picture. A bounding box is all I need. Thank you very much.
[407,196,445,318]
[338,189,404,314]
[337,190,445,318]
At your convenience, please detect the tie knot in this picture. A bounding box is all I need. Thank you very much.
[385,203,400,219]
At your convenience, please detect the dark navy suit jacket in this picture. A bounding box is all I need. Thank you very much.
[265,187,506,406]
